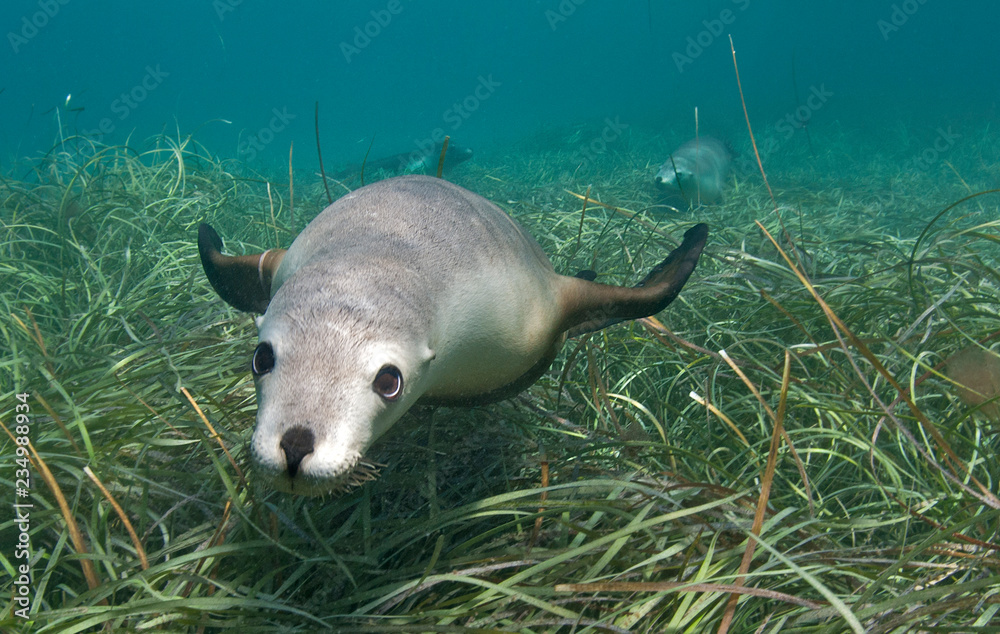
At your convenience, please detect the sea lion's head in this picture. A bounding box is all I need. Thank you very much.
[248,274,434,496]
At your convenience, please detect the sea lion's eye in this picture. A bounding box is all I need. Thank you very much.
[252,342,275,376]
[373,365,403,401]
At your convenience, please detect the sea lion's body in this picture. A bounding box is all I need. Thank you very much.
[654,137,730,205]
[199,175,707,496]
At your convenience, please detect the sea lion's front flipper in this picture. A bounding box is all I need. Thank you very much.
[560,223,708,337]
[198,223,286,314]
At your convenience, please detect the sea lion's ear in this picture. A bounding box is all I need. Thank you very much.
[559,223,708,336]
[198,224,286,314]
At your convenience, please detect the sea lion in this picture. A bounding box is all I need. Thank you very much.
[654,137,730,205]
[199,175,707,496]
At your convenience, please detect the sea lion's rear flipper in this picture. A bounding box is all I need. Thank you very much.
[198,223,286,314]
[560,223,708,337]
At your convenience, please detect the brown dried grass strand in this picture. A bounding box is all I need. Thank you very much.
[180,386,246,487]
[436,135,450,178]
[0,419,103,596]
[555,581,822,609]
[719,351,792,634]
[83,465,148,570]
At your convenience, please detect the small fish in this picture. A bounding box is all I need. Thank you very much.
[63,93,85,112]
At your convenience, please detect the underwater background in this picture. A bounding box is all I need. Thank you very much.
[2,0,998,174]
[3,1,1000,632]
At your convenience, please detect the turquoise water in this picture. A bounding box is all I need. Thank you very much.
[2,4,999,629]
[1,0,996,172]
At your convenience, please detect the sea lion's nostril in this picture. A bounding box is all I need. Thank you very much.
[280,427,315,478]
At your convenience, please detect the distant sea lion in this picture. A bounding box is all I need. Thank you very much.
[654,137,730,205]
[334,142,473,181]
[199,175,707,496]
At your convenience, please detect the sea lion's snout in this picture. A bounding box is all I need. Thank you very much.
[653,164,684,188]
[253,419,369,496]
[279,426,315,479]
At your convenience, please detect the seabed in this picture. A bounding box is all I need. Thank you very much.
[2,120,999,632]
